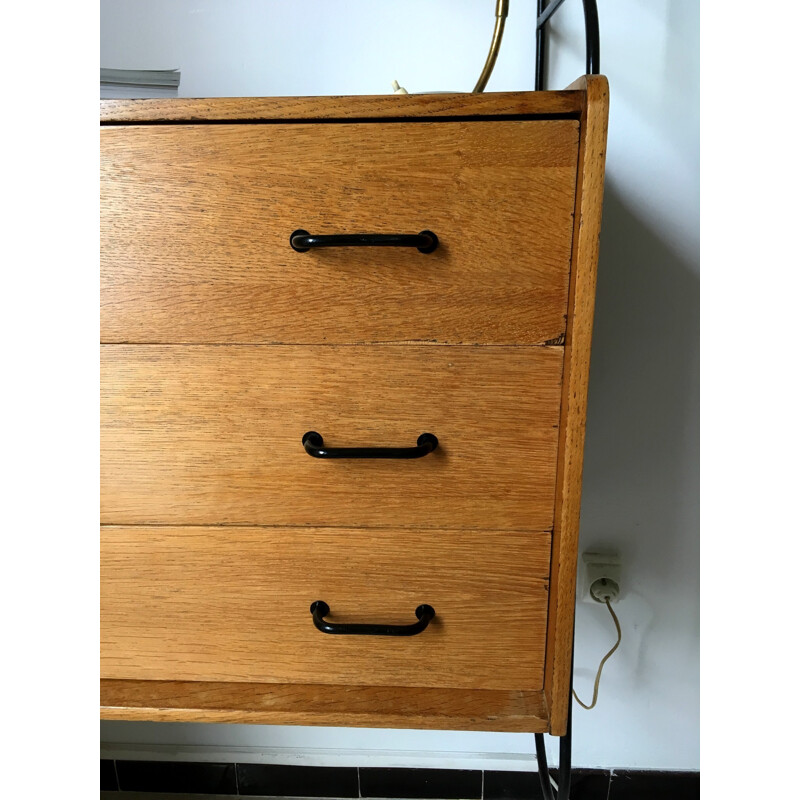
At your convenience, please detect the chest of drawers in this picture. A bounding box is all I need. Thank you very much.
[100,77,609,736]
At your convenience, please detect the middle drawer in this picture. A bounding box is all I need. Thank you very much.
[101,345,563,530]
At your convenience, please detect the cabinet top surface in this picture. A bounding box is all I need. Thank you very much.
[100,89,585,124]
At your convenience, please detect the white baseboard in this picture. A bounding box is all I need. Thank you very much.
[99,742,538,773]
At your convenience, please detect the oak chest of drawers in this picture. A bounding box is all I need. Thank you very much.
[100,77,609,735]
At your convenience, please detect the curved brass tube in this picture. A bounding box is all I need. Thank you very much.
[473,0,509,93]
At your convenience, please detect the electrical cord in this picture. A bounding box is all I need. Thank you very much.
[572,598,621,710]
[534,597,619,798]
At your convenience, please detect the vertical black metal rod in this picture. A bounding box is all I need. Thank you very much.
[583,0,600,75]
[534,733,555,800]
[536,0,601,90]
[538,0,568,27]
[533,613,576,799]
[558,624,576,798]
[535,0,548,91]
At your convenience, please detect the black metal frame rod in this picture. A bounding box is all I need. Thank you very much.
[534,617,576,799]
[536,0,600,91]
[582,0,600,77]
[535,0,549,91]
[538,0,568,29]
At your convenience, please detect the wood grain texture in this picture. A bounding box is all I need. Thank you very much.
[101,527,550,690]
[101,120,579,344]
[99,90,584,123]
[98,81,609,731]
[100,345,563,529]
[100,680,549,732]
[544,76,610,735]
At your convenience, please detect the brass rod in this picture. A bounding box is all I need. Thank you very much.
[473,0,509,93]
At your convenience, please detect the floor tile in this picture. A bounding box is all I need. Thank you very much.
[359,767,482,799]
[484,768,549,799]
[102,794,233,800]
[609,770,699,800]
[236,763,358,797]
[485,768,610,800]
[101,760,119,791]
[568,769,612,800]
[115,760,237,795]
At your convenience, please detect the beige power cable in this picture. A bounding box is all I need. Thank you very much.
[572,597,622,710]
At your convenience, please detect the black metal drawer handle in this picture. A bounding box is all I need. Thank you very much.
[310,601,435,636]
[302,431,438,459]
[290,229,438,253]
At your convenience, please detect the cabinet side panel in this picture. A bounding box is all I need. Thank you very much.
[544,75,609,735]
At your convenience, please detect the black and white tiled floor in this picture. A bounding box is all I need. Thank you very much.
[100,760,700,799]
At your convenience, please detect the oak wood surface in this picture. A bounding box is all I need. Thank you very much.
[544,76,609,735]
[100,680,549,732]
[101,345,563,529]
[101,120,578,344]
[100,90,584,123]
[98,81,609,731]
[101,526,550,691]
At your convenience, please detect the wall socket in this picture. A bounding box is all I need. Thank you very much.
[580,551,621,603]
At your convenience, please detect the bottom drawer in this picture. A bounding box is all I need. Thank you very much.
[101,527,551,691]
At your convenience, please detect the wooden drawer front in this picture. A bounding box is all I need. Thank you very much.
[101,345,562,529]
[101,527,550,691]
[101,120,579,345]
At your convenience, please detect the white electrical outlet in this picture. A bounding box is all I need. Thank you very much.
[580,551,621,603]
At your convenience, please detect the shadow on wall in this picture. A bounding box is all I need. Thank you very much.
[576,181,699,677]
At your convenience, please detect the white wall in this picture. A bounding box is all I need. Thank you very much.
[100,0,699,771]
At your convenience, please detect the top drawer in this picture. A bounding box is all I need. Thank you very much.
[101,120,579,344]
